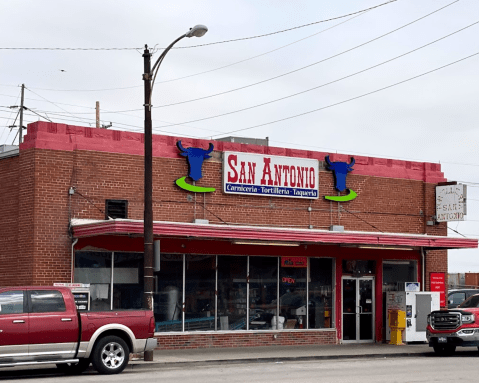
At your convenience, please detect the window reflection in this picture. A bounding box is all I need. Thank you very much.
[154,254,183,332]
[309,258,333,328]
[249,257,278,330]
[279,267,307,329]
[185,255,216,331]
[217,256,247,331]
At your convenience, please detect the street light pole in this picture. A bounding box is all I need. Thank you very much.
[142,25,208,362]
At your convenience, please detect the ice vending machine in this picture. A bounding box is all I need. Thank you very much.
[385,289,440,342]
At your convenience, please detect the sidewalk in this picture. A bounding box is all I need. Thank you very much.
[127,343,434,370]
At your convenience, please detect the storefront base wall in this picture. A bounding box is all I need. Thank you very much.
[154,329,337,350]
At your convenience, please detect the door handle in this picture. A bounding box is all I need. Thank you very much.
[61,318,72,322]
[12,320,25,324]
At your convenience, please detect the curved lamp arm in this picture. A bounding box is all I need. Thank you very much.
[149,25,208,103]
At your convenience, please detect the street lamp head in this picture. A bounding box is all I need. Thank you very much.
[186,24,208,38]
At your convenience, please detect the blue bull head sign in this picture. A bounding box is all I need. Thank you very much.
[324,156,357,202]
[175,141,216,193]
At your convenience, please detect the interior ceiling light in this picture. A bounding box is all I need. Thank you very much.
[233,241,300,247]
[358,246,414,251]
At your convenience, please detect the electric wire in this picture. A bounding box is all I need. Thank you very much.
[0,90,21,144]
[205,50,479,138]
[149,20,479,129]
[16,11,369,92]
[0,0,459,121]
[86,0,461,114]
[448,226,467,238]
[0,0,398,51]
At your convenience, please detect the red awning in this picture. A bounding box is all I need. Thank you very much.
[71,219,477,250]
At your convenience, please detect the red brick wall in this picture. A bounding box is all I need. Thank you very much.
[0,155,22,286]
[0,126,450,287]
[155,329,337,349]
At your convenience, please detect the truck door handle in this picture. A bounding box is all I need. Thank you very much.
[12,320,25,324]
[61,318,72,322]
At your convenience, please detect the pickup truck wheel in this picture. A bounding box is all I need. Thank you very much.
[56,358,90,374]
[92,335,130,375]
[433,344,456,356]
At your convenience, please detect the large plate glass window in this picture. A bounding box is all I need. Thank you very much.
[249,257,278,330]
[383,261,417,291]
[309,258,333,328]
[154,254,183,332]
[113,252,143,310]
[280,264,307,329]
[217,256,247,331]
[184,255,216,331]
[74,251,112,311]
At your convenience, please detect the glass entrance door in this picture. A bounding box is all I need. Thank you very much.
[342,277,374,342]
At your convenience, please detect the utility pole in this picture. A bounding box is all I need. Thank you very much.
[96,101,100,128]
[142,45,154,362]
[19,84,25,144]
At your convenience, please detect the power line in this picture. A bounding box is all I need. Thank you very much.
[0,0,398,52]
[151,20,479,129]
[25,87,96,126]
[89,0,461,115]
[0,0,458,119]
[11,12,368,93]
[174,0,399,49]
[206,50,479,138]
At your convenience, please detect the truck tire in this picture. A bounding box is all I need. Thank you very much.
[433,344,456,356]
[91,335,130,374]
[56,358,91,374]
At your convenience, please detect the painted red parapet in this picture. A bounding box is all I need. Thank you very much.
[21,122,447,183]
[71,219,478,250]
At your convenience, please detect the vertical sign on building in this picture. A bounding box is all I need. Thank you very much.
[430,272,446,307]
[436,183,467,222]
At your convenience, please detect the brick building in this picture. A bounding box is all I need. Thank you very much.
[0,121,476,349]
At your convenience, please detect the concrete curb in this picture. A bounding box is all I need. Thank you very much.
[126,351,434,371]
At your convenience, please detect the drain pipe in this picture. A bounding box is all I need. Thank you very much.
[421,247,426,291]
[71,238,78,283]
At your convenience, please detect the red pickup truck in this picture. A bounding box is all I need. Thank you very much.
[427,293,479,355]
[0,286,156,374]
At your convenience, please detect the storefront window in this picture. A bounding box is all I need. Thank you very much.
[76,251,336,332]
[383,261,417,291]
[249,257,278,330]
[185,255,216,331]
[217,256,247,331]
[74,251,112,311]
[113,252,143,310]
[280,264,307,329]
[154,254,183,332]
[309,258,333,329]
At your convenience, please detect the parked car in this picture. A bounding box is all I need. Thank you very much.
[447,289,479,308]
[0,286,156,374]
[427,293,479,355]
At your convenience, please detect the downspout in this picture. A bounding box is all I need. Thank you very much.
[421,247,426,291]
[71,238,78,283]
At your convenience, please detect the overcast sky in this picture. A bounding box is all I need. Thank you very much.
[1,0,478,273]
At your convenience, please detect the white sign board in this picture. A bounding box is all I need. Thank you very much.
[436,184,467,222]
[223,152,319,199]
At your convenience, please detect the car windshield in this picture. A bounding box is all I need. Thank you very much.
[458,294,479,308]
